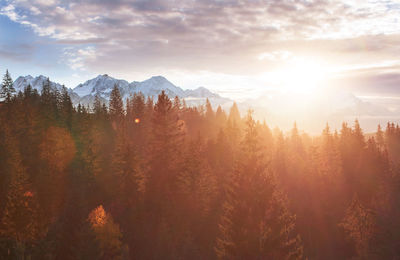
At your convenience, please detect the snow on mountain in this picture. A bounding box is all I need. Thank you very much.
[11,74,231,108]
[135,76,186,98]
[74,74,130,98]
[185,86,220,98]
[73,75,184,102]
[13,75,80,102]
[14,75,62,93]
[183,86,232,107]
[72,74,231,107]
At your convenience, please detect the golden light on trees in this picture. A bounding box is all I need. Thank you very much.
[87,205,125,258]
[23,191,34,197]
[88,205,107,228]
[39,126,76,172]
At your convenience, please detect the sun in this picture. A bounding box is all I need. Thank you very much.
[269,57,328,94]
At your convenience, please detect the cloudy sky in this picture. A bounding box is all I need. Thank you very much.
[1,0,400,131]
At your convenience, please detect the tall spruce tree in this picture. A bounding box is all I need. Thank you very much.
[1,70,15,102]
[143,91,184,258]
[109,84,124,124]
[215,111,303,259]
[1,127,40,259]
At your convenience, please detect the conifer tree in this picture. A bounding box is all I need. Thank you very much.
[205,98,214,120]
[228,102,240,124]
[131,93,146,122]
[290,122,305,156]
[353,119,365,150]
[320,123,342,178]
[173,96,181,113]
[1,127,40,259]
[128,93,147,153]
[215,105,227,129]
[109,84,124,124]
[376,124,385,149]
[147,91,183,194]
[143,90,184,258]
[215,111,303,259]
[112,123,143,206]
[39,78,59,126]
[0,70,15,102]
[93,94,103,116]
[340,196,375,259]
[60,86,73,129]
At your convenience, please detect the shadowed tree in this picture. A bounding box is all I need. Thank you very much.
[109,84,124,125]
[0,127,41,259]
[215,111,303,259]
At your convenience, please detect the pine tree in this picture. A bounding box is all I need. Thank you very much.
[37,126,77,229]
[0,69,15,102]
[112,123,143,206]
[215,111,303,259]
[0,127,40,259]
[128,93,147,153]
[39,78,59,126]
[340,196,375,259]
[205,98,214,121]
[290,122,305,156]
[228,102,240,124]
[225,118,240,151]
[143,90,185,258]
[353,119,365,150]
[147,91,183,190]
[60,86,73,129]
[320,123,342,178]
[173,96,181,112]
[215,105,227,129]
[93,94,103,116]
[376,124,385,149]
[109,84,124,124]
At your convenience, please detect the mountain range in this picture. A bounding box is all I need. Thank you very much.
[12,74,232,107]
[9,74,397,133]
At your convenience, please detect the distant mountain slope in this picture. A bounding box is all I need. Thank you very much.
[12,74,232,108]
[134,76,186,98]
[73,74,130,97]
[13,75,80,102]
[72,74,231,107]
[14,75,63,93]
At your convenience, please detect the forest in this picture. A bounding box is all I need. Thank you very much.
[1,76,400,260]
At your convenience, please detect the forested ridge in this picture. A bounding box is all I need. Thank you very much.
[1,76,400,259]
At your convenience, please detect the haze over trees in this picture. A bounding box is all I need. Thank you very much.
[1,71,400,259]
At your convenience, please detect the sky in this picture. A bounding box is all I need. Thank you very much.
[1,0,400,132]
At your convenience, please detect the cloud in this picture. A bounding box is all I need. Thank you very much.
[0,43,35,61]
[1,0,400,101]
[2,1,399,59]
[62,46,97,70]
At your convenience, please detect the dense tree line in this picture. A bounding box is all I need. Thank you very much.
[1,73,400,259]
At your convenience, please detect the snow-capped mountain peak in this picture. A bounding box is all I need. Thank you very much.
[185,86,220,98]
[73,74,130,97]
[134,75,185,98]
[12,74,231,108]
[14,75,64,93]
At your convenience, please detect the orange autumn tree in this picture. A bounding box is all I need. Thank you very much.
[88,205,126,259]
